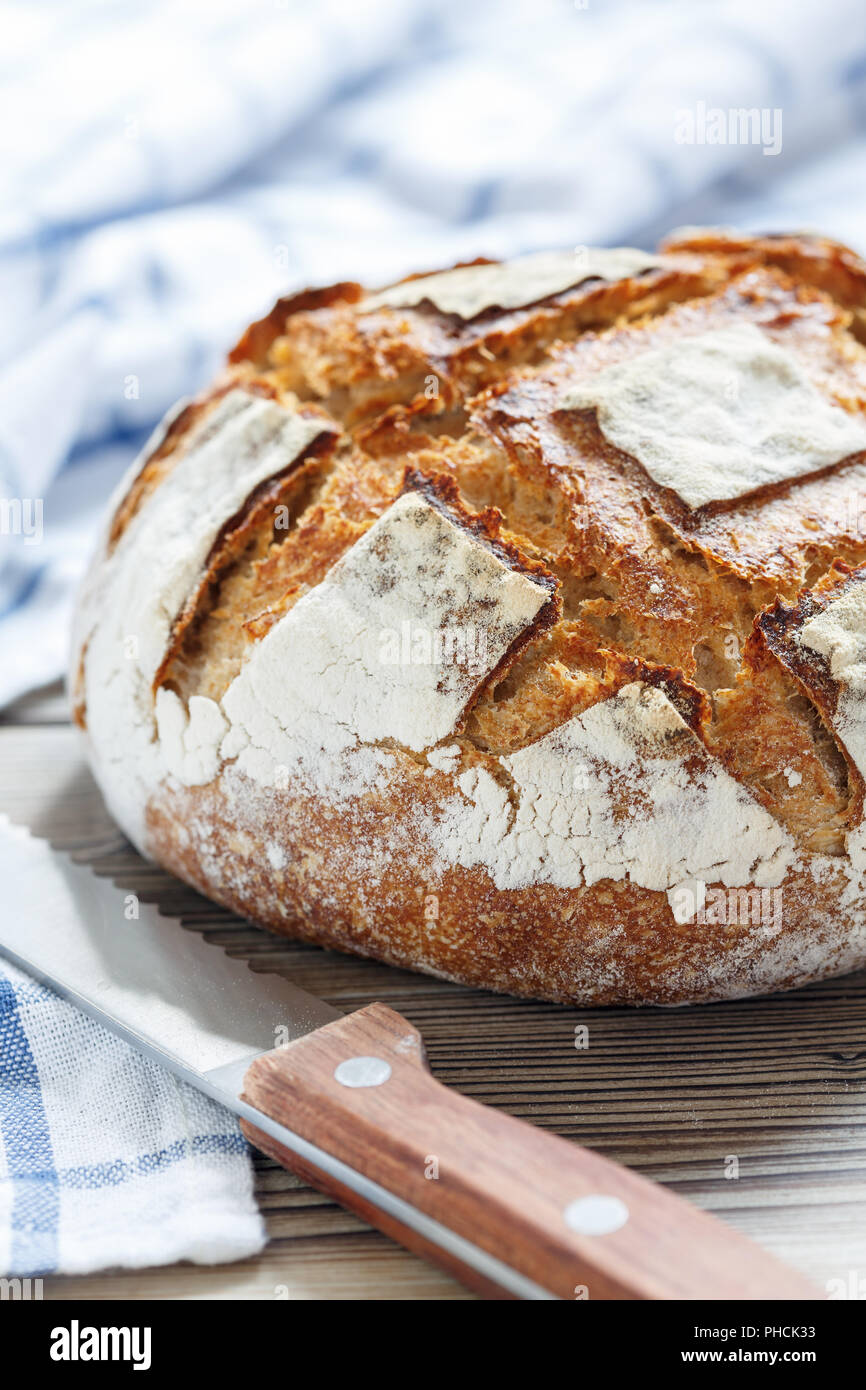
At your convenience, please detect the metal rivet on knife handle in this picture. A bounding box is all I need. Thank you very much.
[563,1195,630,1236]
[334,1056,392,1088]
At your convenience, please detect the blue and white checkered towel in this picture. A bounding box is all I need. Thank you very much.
[0,960,264,1276]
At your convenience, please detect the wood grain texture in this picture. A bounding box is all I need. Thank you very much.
[0,701,865,1300]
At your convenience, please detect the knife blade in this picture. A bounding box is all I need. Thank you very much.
[0,813,819,1301]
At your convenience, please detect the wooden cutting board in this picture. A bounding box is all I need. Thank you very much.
[2,684,865,1301]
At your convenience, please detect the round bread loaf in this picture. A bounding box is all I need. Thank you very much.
[72,229,866,1005]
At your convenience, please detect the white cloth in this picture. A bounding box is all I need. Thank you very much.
[0,959,264,1276]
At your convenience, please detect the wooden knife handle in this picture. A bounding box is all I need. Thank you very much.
[239,1002,818,1301]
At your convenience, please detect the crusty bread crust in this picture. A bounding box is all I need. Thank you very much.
[72,231,866,1005]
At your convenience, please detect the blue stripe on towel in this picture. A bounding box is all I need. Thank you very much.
[0,974,59,1274]
[59,1133,249,1191]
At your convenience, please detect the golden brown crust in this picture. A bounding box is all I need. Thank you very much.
[231,254,725,430]
[144,768,858,1008]
[154,422,340,694]
[660,226,866,316]
[74,231,866,1005]
[228,281,364,366]
[755,563,866,825]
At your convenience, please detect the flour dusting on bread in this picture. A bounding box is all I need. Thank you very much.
[798,579,866,886]
[799,578,866,787]
[560,322,866,508]
[800,582,866,704]
[426,683,792,892]
[362,247,664,319]
[80,389,333,843]
[220,489,552,784]
[72,229,866,1005]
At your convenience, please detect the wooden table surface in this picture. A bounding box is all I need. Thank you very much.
[2,684,865,1301]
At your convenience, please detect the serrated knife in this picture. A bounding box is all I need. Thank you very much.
[0,814,817,1301]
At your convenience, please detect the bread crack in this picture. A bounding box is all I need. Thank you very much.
[151,240,866,866]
